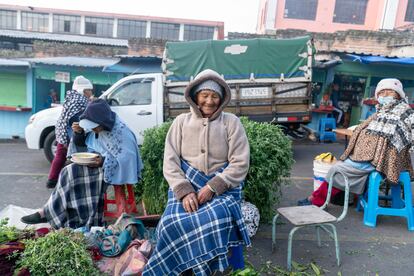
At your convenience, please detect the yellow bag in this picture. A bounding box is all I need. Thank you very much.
[314,152,337,163]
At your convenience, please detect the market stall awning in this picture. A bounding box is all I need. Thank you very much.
[0,59,30,67]
[345,54,414,65]
[22,57,119,68]
[103,55,162,74]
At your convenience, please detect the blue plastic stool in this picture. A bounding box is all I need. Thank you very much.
[228,245,244,270]
[357,171,414,231]
[319,117,336,142]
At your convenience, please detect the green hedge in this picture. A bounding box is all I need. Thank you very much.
[135,117,293,221]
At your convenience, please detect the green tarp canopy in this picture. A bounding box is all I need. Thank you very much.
[164,36,311,83]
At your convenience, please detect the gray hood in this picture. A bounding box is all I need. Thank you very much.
[184,69,231,121]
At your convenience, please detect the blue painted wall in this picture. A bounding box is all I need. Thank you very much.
[0,110,31,138]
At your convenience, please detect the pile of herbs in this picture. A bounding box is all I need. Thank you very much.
[0,218,19,244]
[0,218,34,243]
[15,228,100,276]
[136,117,293,221]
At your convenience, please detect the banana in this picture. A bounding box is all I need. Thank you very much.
[315,152,336,163]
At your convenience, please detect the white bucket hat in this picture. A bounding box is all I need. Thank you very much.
[72,75,93,94]
[375,78,405,99]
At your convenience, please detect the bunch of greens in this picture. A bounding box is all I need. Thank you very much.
[232,260,323,276]
[135,121,172,215]
[240,117,293,221]
[136,117,293,221]
[0,218,19,244]
[15,228,100,276]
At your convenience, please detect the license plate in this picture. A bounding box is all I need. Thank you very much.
[241,87,270,98]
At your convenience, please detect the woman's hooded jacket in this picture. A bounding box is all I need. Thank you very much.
[163,69,250,200]
[76,99,143,184]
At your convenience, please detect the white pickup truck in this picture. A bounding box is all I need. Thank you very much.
[25,37,313,162]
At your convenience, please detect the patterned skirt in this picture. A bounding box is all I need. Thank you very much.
[143,160,250,276]
[44,163,107,229]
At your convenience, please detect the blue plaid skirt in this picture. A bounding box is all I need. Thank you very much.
[44,164,106,229]
[143,160,250,276]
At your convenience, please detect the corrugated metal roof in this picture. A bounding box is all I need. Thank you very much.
[0,58,30,67]
[21,57,119,68]
[0,29,128,47]
[332,49,399,58]
[116,55,162,59]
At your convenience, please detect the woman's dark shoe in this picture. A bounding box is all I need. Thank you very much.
[297,198,312,206]
[21,212,47,224]
[46,179,57,189]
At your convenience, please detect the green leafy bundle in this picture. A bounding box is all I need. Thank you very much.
[0,218,33,244]
[240,117,293,221]
[136,117,293,221]
[15,228,100,276]
[0,218,19,244]
[135,121,172,215]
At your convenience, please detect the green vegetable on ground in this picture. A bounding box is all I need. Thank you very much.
[232,261,325,276]
[0,218,34,244]
[0,218,19,244]
[14,228,101,276]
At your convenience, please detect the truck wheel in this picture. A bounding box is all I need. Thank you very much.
[44,131,57,163]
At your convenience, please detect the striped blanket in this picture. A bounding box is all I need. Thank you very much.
[143,160,250,276]
[44,163,107,229]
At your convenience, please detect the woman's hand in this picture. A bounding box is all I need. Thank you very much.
[197,186,215,206]
[88,155,103,168]
[182,192,198,213]
[72,122,83,134]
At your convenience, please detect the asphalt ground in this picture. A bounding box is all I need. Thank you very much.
[0,139,413,275]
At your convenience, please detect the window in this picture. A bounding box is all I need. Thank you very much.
[333,0,368,24]
[85,22,97,35]
[85,17,113,37]
[150,22,180,40]
[184,25,214,41]
[107,79,153,106]
[21,12,49,32]
[405,0,414,22]
[18,43,33,52]
[0,41,15,49]
[53,14,80,34]
[117,19,146,38]
[284,0,318,20]
[0,9,17,29]
[64,21,70,32]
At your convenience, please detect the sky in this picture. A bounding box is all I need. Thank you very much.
[0,0,260,34]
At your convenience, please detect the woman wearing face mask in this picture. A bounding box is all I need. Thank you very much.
[298,78,414,206]
[21,99,143,228]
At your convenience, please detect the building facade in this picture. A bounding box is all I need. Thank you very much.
[0,4,224,43]
[257,0,414,33]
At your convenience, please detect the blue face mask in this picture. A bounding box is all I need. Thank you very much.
[378,96,396,105]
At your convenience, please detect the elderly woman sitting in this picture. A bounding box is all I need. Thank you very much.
[21,99,143,228]
[299,78,414,206]
[143,69,250,275]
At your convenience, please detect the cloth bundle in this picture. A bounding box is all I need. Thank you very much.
[97,239,153,276]
[95,213,145,257]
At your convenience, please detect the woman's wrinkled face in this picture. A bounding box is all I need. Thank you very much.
[83,89,94,99]
[196,90,221,118]
[92,125,104,134]
[377,89,400,99]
